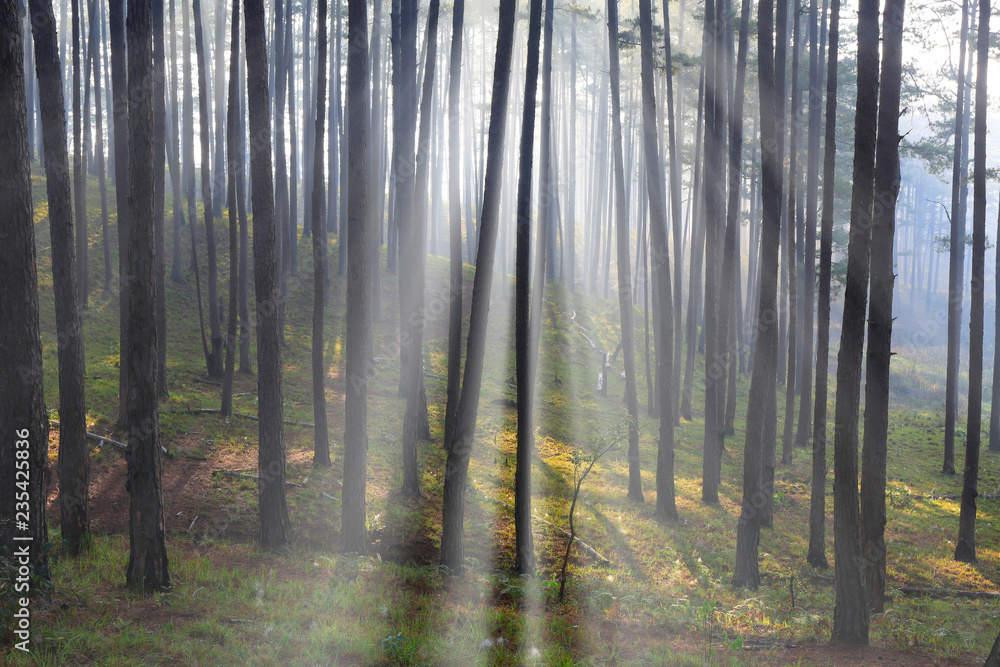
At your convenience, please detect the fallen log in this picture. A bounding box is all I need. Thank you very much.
[50,420,169,455]
[163,408,314,428]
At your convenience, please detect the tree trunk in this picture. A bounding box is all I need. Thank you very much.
[830,0,880,642]
[125,0,170,590]
[310,0,331,467]
[0,1,51,579]
[439,0,516,573]
[608,0,642,504]
[92,10,112,297]
[342,0,371,554]
[29,0,90,558]
[860,0,905,611]
[943,0,971,476]
[808,0,838,571]
[110,0,131,432]
[443,0,465,453]
[638,0,677,522]
[73,0,88,308]
[168,0,185,284]
[245,0,292,548]
[733,0,781,590]
[955,0,988,564]
[513,0,543,575]
[152,0,168,397]
[221,0,242,417]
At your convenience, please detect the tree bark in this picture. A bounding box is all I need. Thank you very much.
[245,0,291,548]
[125,0,170,590]
[439,0,516,573]
[955,0,988,565]
[221,0,242,418]
[861,0,905,611]
[110,0,131,432]
[0,0,51,582]
[830,0,880,642]
[342,0,371,554]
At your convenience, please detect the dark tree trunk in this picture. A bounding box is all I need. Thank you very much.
[245,0,291,548]
[513,0,543,575]
[733,0,782,590]
[439,0,516,573]
[153,0,167,397]
[638,0,677,522]
[93,9,112,297]
[955,0,988,565]
[861,0,905,611]
[943,0,970,477]
[212,0,226,218]
[29,0,90,558]
[830,0,880,643]
[110,0,131,432]
[808,0,839,571]
[0,0,51,582]
[311,0,331,467]
[168,0,185,284]
[221,0,242,417]
[443,0,465,453]
[607,0,642,504]
[273,0,291,333]
[238,35,252,374]
[125,0,170,590]
[796,0,822,448]
[73,0,88,307]
[400,0,441,498]
[342,0,371,555]
[193,0,223,378]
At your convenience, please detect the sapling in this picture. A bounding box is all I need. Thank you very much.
[558,422,628,602]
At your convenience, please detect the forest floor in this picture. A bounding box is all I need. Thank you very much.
[3,170,1000,665]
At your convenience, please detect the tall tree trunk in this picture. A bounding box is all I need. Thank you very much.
[443,0,465,453]
[152,0,168,397]
[830,0,880,642]
[608,0,643,504]
[637,0,677,521]
[955,0,988,564]
[808,0,838,571]
[110,0,131,431]
[73,0,88,307]
[513,0,544,575]
[168,0,185,284]
[310,0,331,466]
[193,0,223,377]
[273,0,291,333]
[245,0,291,548]
[212,0,226,217]
[341,0,372,554]
[439,0,516,573]
[796,0,821,448]
[861,0,905,611]
[125,0,170,590]
[221,0,242,417]
[732,0,782,590]
[92,12,112,297]
[943,0,971,476]
[0,0,51,579]
[28,0,89,557]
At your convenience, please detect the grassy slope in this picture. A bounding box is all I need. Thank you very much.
[4,166,1000,665]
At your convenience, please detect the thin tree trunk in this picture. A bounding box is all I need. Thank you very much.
[221,0,242,417]
[955,0,988,564]
[110,0,131,431]
[439,0,516,572]
[153,0,168,397]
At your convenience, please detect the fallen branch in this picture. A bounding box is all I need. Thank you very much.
[50,420,168,455]
[212,470,302,487]
[911,494,1000,500]
[895,586,1000,601]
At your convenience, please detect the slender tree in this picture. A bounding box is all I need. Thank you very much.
[110,0,131,431]
[152,0,167,397]
[513,0,544,575]
[943,0,971,476]
[861,0,905,611]
[193,0,223,378]
[955,0,988,564]
[0,0,51,581]
[73,0,88,307]
[808,0,839,571]
[638,0,678,521]
[342,0,372,554]
[125,0,170,590]
[28,0,90,557]
[607,0,642,503]
[311,0,331,467]
[221,0,243,417]
[831,0,881,641]
[439,0,517,573]
[245,0,292,548]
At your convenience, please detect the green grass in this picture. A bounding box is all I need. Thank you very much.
[3,163,1000,665]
